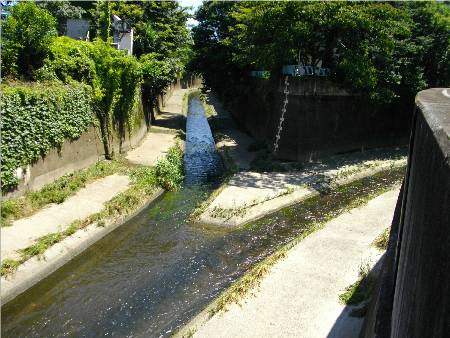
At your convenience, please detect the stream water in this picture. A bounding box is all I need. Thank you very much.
[1,98,404,338]
[184,97,223,184]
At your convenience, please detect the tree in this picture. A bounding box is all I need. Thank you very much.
[1,2,57,79]
[404,2,450,88]
[36,0,85,35]
[107,1,193,121]
[140,53,178,123]
[190,1,240,94]
[192,1,449,104]
[109,1,192,63]
[95,0,112,41]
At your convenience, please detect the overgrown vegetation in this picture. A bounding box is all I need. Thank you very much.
[154,143,184,191]
[196,91,218,118]
[1,2,57,79]
[339,263,375,306]
[37,36,143,159]
[0,1,193,193]
[1,81,94,192]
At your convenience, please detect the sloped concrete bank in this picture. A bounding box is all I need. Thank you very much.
[361,88,450,338]
[1,188,164,305]
[196,150,407,227]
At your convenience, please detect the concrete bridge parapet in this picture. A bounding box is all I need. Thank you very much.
[361,88,450,338]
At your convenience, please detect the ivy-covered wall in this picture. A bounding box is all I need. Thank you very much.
[1,82,94,193]
[38,37,143,159]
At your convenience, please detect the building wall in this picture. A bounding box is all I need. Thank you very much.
[66,19,89,40]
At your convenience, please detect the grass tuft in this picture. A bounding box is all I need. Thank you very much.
[210,250,286,317]
[339,263,375,305]
[373,227,390,250]
[0,259,20,276]
[19,233,63,258]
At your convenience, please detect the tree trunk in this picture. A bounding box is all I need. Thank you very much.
[98,114,113,160]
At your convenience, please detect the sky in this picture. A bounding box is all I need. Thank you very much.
[178,0,202,12]
[178,0,202,26]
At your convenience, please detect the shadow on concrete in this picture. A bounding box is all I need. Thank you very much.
[153,111,186,130]
[326,254,386,338]
[227,171,315,190]
[224,146,407,192]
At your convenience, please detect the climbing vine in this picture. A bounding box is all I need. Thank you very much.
[1,82,94,192]
[38,36,143,158]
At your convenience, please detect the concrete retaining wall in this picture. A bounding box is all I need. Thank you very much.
[361,88,450,337]
[6,76,201,198]
[8,126,104,198]
[230,77,411,161]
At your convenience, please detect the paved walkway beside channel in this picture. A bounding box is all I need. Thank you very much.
[1,174,130,261]
[126,126,180,166]
[184,188,399,338]
[206,91,257,170]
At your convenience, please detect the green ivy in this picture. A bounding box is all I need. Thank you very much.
[1,82,94,192]
[37,36,143,158]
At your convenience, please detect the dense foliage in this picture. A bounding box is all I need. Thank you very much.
[95,0,112,41]
[1,2,57,79]
[192,1,450,103]
[38,36,142,158]
[154,143,184,191]
[108,1,193,119]
[110,0,193,62]
[1,1,193,192]
[191,2,239,93]
[1,82,94,191]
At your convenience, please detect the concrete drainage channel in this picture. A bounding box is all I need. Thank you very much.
[1,95,406,338]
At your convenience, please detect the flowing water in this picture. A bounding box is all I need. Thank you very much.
[1,97,405,338]
[184,97,223,184]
